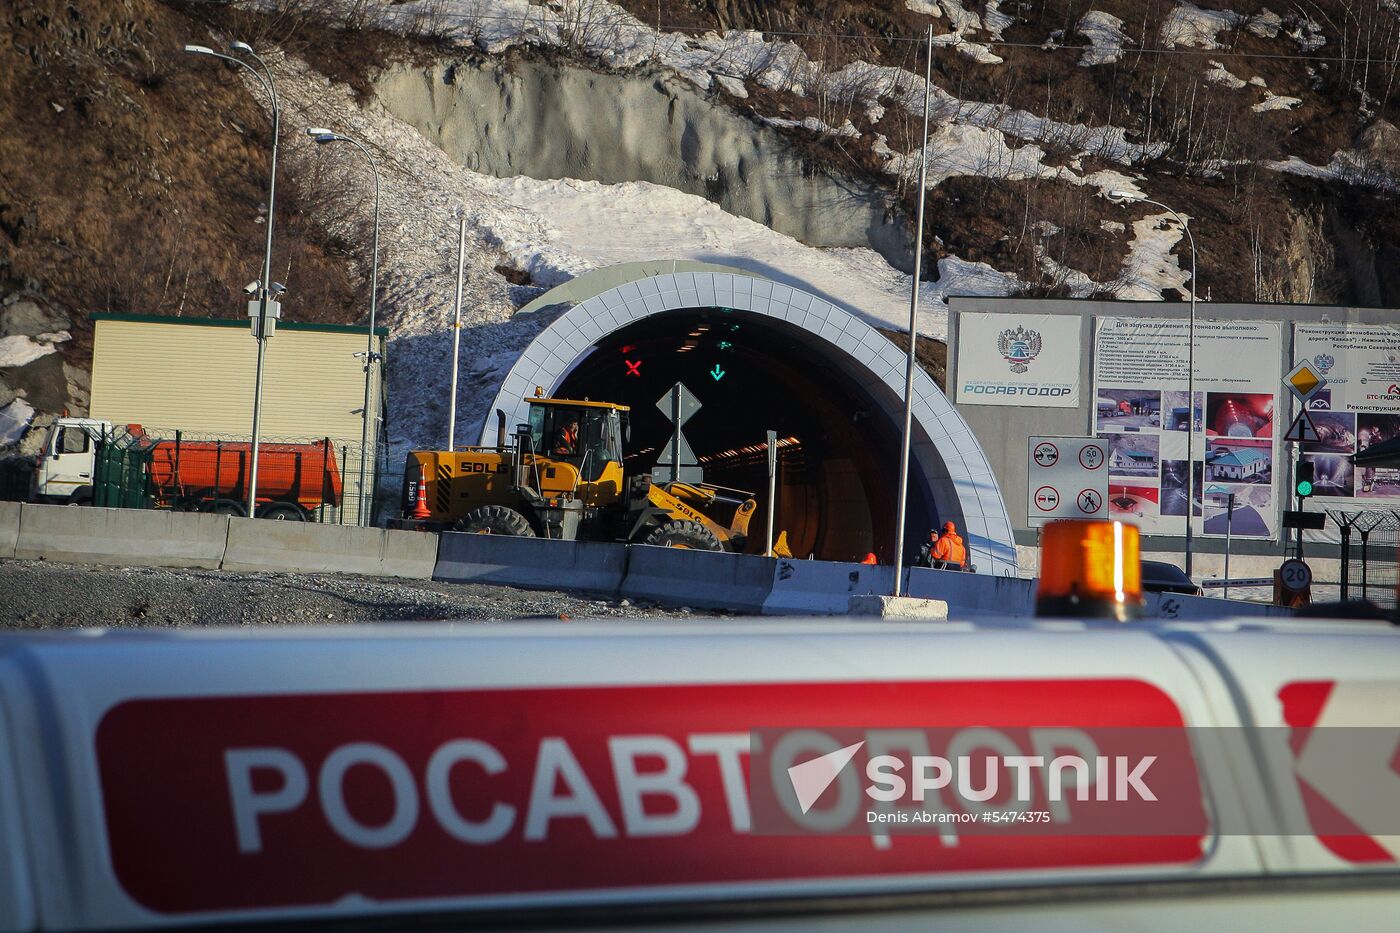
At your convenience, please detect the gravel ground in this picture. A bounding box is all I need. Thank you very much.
[0,559,714,629]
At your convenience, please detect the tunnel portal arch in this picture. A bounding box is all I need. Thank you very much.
[483,270,1016,575]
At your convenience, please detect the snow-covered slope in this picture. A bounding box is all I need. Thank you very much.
[273,58,1017,465]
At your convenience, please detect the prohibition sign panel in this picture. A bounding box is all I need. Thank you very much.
[1028,436,1110,527]
[1033,442,1059,468]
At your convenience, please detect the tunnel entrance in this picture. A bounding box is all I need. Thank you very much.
[555,308,923,561]
[482,268,1018,575]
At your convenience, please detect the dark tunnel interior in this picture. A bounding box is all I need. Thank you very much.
[553,308,934,561]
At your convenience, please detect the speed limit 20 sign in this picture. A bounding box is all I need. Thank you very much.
[1027,436,1109,527]
[1278,559,1312,592]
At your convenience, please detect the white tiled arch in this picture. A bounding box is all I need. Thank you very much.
[482,272,1017,575]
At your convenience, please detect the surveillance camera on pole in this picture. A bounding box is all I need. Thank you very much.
[248,285,283,339]
[184,36,282,518]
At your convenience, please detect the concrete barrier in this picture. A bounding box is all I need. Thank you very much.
[763,559,903,615]
[622,547,776,612]
[905,567,1037,617]
[0,501,20,560]
[221,519,436,579]
[848,594,949,620]
[13,503,230,569]
[1145,590,1293,620]
[434,533,628,595]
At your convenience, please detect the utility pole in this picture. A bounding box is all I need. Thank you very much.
[448,212,466,451]
[892,23,934,597]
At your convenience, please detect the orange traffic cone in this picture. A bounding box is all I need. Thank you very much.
[411,475,431,520]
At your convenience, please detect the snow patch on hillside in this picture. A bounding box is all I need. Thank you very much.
[0,399,36,447]
[1266,152,1398,188]
[761,115,860,138]
[905,0,1013,62]
[1161,3,1244,49]
[1254,92,1301,113]
[880,122,1151,199]
[0,332,67,368]
[388,0,1164,169]
[1077,11,1129,66]
[1119,212,1192,300]
[478,175,1014,339]
[1290,17,1327,52]
[1204,60,1248,89]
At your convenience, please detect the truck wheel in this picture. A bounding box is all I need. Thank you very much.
[201,499,246,517]
[454,505,536,537]
[258,502,307,521]
[643,519,721,551]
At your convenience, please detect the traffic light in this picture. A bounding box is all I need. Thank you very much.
[1295,460,1315,499]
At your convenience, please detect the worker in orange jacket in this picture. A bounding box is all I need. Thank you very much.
[552,417,580,456]
[928,521,967,570]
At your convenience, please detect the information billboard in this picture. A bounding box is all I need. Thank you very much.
[1092,318,1283,540]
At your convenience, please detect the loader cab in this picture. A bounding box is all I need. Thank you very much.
[525,399,626,482]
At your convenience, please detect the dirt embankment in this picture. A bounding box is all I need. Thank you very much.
[1,0,363,333]
[0,558,713,627]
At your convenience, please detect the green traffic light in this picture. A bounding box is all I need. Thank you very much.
[1296,480,1313,497]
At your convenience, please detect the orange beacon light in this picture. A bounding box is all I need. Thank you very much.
[1036,520,1144,621]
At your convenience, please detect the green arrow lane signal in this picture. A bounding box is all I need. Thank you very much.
[710,364,725,381]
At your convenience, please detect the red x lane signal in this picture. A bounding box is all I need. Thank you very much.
[625,359,642,377]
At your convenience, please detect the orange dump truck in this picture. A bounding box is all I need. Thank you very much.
[143,436,343,519]
[32,418,343,520]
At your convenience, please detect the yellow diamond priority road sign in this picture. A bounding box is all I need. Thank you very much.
[1284,359,1327,402]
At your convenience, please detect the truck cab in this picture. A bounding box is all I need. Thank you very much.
[33,417,111,504]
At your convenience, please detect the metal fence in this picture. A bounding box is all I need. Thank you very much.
[1329,510,1400,610]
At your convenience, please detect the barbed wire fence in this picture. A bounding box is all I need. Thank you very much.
[1328,509,1400,609]
[95,424,383,525]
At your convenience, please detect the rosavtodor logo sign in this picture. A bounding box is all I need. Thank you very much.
[997,326,1042,373]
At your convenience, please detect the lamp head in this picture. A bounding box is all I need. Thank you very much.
[306,127,340,143]
[1106,189,1142,204]
[183,44,215,56]
[230,41,254,54]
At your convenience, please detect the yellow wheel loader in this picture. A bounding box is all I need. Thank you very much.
[398,395,757,552]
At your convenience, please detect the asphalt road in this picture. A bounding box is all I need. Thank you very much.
[1203,506,1270,536]
[0,559,712,629]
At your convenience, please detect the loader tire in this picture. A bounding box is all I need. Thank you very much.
[454,505,536,537]
[643,519,721,551]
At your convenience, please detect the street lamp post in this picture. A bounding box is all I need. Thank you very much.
[891,24,936,597]
[1108,190,1198,578]
[307,128,382,527]
[184,42,280,518]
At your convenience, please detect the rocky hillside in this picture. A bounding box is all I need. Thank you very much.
[2,0,1397,457]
